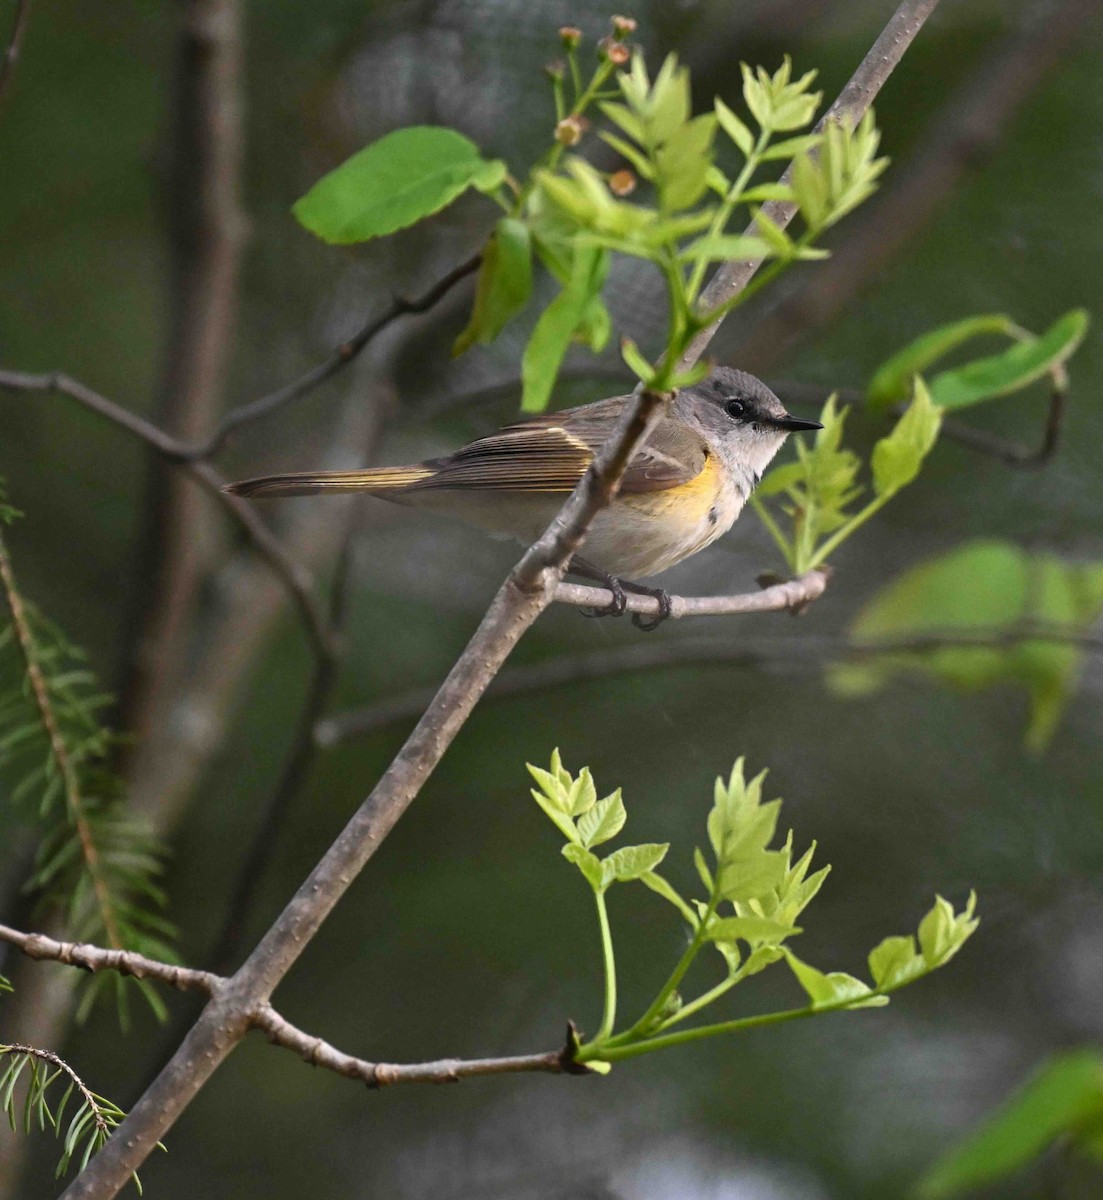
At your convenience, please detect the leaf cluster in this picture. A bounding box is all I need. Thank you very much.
[288,22,888,410]
[753,379,942,575]
[526,752,979,1069]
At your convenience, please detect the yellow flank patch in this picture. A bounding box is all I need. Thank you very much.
[622,452,720,521]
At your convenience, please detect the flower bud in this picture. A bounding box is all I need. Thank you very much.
[608,169,636,196]
[599,37,630,65]
[611,15,637,38]
[555,115,586,146]
[544,59,566,81]
[558,26,582,50]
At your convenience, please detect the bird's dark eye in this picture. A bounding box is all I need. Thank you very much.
[725,398,746,419]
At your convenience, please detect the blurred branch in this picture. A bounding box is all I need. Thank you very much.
[0,0,29,108]
[733,0,1101,375]
[0,369,333,659]
[118,0,249,750]
[205,532,354,972]
[682,0,943,369]
[193,253,481,458]
[318,622,1103,746]
[55,7,941,1192]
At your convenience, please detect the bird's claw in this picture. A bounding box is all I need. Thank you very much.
[581,576,628,619]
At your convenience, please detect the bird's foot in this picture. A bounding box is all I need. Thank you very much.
[581,574,628,619]
[622,581,673,631]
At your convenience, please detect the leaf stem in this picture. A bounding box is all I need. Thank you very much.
[748,494,796,571]
[594,888,617,1041]
[687,128,770,301]
[804,494,888,572]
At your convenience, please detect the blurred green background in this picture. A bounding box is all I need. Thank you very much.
[2,0,1102,1196]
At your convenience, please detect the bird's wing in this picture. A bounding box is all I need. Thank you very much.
[413,401,709,494]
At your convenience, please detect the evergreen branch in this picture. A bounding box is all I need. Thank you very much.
[0,524,123,949]
[0,1042,140,1187]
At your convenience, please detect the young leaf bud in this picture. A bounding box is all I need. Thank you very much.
[608,169,636,196]
[558,26,583,50]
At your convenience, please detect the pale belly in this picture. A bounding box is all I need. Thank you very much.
[400,471,745,580]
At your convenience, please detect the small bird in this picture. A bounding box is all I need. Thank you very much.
[225,366,821,629]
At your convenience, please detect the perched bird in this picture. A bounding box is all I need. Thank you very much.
[225,366,821,628]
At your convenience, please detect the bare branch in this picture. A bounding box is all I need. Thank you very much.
[0,924,573,1088]
[0,370,335,659]
[194,253,482,458]
[681,0,944,369]
[0,0,30,108]
[734,0,1099,377]
[0,925,219,996]
[251,1005,570,1087]
[553,569,829,620]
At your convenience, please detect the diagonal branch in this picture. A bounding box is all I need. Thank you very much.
[681,0,943,370]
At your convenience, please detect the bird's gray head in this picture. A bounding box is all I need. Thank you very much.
[675,365,823,487]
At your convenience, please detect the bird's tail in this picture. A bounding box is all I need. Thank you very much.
[223,465,434,499]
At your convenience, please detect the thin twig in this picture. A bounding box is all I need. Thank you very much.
[0,0,30,108]
[193,253,482,458]
[0,1045,111,1142]
[251,1005,572,1088]
[0,923,575,1089]
[681,0,944,370]
[733,0,1100,377]
[0,526,123,948]
[552,568,829,619]
[317,621,1103,746]
[0,370,334,659]
[0,925,219,995]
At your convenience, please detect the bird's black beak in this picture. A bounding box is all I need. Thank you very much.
[772,413,824,432]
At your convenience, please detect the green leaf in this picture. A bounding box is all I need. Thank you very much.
[705,915,797,945]
[870,377,942,499]
[562,843,604,890]
[919,1051,1103,1199]
[866,314,1022,411]
[783,949,886,1009]
[831,542,1103,750]
[521,246,609,411]
[600,843,669,887]
[620,337,654,383]
[741,183,795,203]
[640,872,697,924]
[867,935,925,989]
[453,219,532,355]
[714,97,754,157]
[655,113,718,211]
[928,309,1090,411]
[717,850,788,903]
[293,127,506,245]
[918,892,979,968]
[566,768,598,816]
[759,132,822,161]
[577,790,626,848]
[679,235,771,264]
